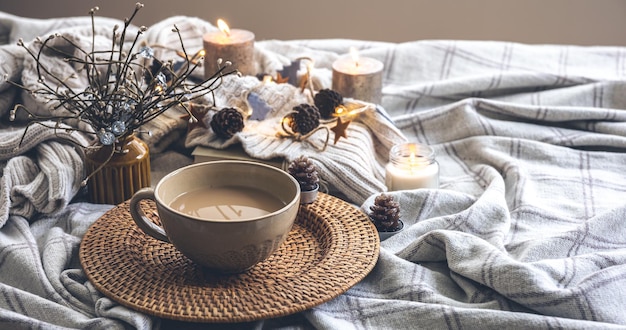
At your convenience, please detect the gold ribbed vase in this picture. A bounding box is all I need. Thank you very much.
[85,134,151,205]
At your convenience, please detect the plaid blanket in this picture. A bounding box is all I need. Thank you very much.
[1,11,626,329]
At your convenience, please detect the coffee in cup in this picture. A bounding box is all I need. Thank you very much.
[169,186,285,220]
[129,160,301,273]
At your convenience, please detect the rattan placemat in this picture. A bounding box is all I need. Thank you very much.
[79,192,379,323]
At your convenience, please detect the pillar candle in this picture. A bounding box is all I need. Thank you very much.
[203,19,255,77]
[385,142,439,191]
[332,47,383,104]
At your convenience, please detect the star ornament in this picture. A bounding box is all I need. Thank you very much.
[277,58,302,85]
[274,72,290,84]
[330,117,351,145]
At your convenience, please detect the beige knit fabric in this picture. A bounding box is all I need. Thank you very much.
[0,13,94,226]
[0,123,87,227]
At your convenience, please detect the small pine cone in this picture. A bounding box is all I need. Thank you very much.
[369,194,401,232]
[287,155,319,191]
[314,89,343,119]
[210,107,244,139]
[289,104,320,135]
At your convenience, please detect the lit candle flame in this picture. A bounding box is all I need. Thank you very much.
[217,19,231,37]
[350,46,360,68]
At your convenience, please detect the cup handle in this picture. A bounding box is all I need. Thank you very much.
[129,187,170,243]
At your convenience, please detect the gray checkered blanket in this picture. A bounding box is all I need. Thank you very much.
[1,11,626,329]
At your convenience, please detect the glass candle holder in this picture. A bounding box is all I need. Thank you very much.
[385,142,439,191]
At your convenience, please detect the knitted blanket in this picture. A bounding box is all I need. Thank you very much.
[2,11,626,330]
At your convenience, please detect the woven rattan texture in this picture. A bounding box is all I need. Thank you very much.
[79,193,380,323]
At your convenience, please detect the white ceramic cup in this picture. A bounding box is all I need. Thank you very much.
[129,160,301,273]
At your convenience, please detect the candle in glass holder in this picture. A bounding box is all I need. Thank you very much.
[385,142,439,191]
[332,47,383,104]
[203,19,255,77]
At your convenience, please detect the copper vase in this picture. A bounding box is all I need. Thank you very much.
[85,134,151,205]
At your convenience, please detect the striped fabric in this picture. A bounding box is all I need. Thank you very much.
[1,11,626,330]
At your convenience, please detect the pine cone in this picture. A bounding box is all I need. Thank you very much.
[287,155,319,191]
[369,194,401,232]
[289,104,320,135]
[210,107,244,139]
[314,89,343,119]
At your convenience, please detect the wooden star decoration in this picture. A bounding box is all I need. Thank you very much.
[330,117,351,145]
[277,58,302,85]
[180,104,210,132]
[274,72,290,84]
